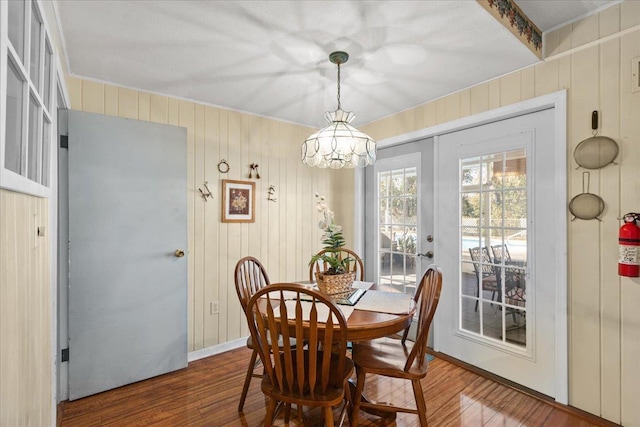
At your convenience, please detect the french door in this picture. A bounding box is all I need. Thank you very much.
[364,139,434,297]
[434,108,562,397]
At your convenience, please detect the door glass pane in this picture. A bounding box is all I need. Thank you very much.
[30,5,42,91]
[43,43,53,110]
[27,93,40,181]
[459,150,527,348]
[41,118,51,186]
[8,0,26,62]
[5,60,25,174]
[377,166,418,295]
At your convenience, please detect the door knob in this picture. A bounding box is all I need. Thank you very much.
[417,251,434,259]
[175,249,185,258]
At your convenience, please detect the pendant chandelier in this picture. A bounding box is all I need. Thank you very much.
[301,51,376,169]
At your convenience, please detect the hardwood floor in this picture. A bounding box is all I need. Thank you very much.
[59,347,610,427]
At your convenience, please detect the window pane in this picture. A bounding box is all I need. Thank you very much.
[5,60,25,174]
[27,94,40,181]
[41,118,51,186]
[43,43,52,110]
[8,0,26,62]
[30,5,42,91]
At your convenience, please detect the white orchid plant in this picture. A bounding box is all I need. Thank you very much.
[309,193,352,275]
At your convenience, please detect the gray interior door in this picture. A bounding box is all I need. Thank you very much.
[67,110,187,400]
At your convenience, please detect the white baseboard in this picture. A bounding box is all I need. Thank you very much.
[188,337,247,362]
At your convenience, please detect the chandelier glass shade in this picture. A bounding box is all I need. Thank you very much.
[302,52,376,169]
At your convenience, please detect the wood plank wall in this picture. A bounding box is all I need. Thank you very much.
[358,3,640,425]
[0,190,52,426]
[66,77,351,352]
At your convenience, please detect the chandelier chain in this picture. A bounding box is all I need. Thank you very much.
[336,62,341,110]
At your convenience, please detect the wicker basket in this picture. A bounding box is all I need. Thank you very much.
[315,271,356,295]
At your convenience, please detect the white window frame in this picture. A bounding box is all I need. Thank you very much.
[0,0,56,198]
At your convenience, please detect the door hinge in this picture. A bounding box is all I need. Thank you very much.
[60,135,68,149]
[61,348,69,362]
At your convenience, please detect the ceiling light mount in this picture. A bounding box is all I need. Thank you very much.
[329,51,349,65]
[301,51,376,169]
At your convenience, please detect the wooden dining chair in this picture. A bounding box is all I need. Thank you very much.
[468,246,498,311]
[246,284,354,427]
[234,256,272,412]
[350,265,443,427]
[309,248,365,282]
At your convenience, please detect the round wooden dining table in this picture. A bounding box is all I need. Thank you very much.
[292,281,417,342]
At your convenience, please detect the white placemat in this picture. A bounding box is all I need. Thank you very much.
[354,290,413,314]
[351,281,374,290]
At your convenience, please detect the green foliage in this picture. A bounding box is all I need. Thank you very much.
[309,227,352,275]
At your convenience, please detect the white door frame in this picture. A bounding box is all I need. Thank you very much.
[355,90,567,403]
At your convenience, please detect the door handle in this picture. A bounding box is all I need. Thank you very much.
[175,249,185,258]
[417,251,434,259]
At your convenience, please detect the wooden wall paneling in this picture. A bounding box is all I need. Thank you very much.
[117,87,138,119]
[534,60,559,97]
[104,85,118,116]
[225,110,242,341]
[217,108,229,344]
[178,100,196,350]
[67,77,82,110]
[193,103,205,350]
[0,192,51,426]
[283,123,297,282]
[167,98,179,127]
[272,120,285,281]
[557,24,573,56]
[424,101,437,128]
[259,117,270,278]
[599,3,620,39]
[138,92,150,122]
[203,106,220,348]
[435,98,447,125]
[413,104,427,129]
[598,37,622,424]
[500,72,522,106]
[444,92,461,123]
[149,94,168,124]
[568,45,602,415]
[571,14,600,49]
[298,128,318,280]
[621,1,640,30]
[0,192,16,423]
[81,80,105,114]
[266,118,278,280]
[470,84,489,115]
[544,28,561,58]
[488,79,501,110]
[620,29,640,427]
[459,89,471,118]
[521,67,535,101]
[293,128,303,281]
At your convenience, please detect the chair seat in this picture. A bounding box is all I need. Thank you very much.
[352,337,428,379]
[261,350,354,406]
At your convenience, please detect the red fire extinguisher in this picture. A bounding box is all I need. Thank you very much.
[619,213,640,277]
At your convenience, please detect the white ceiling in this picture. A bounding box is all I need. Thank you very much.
[55,0,615,128]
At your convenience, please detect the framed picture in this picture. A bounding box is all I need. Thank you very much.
[221,179,255,223]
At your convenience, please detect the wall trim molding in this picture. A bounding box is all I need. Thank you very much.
[188,338,246,362]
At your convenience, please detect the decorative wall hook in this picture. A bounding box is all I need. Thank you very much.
[217,159,230,173]
[267,185,277,202]
[249,163,261,179]
[198,181,213,202]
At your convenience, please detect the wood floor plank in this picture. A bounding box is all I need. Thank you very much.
[59,347,610,426]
